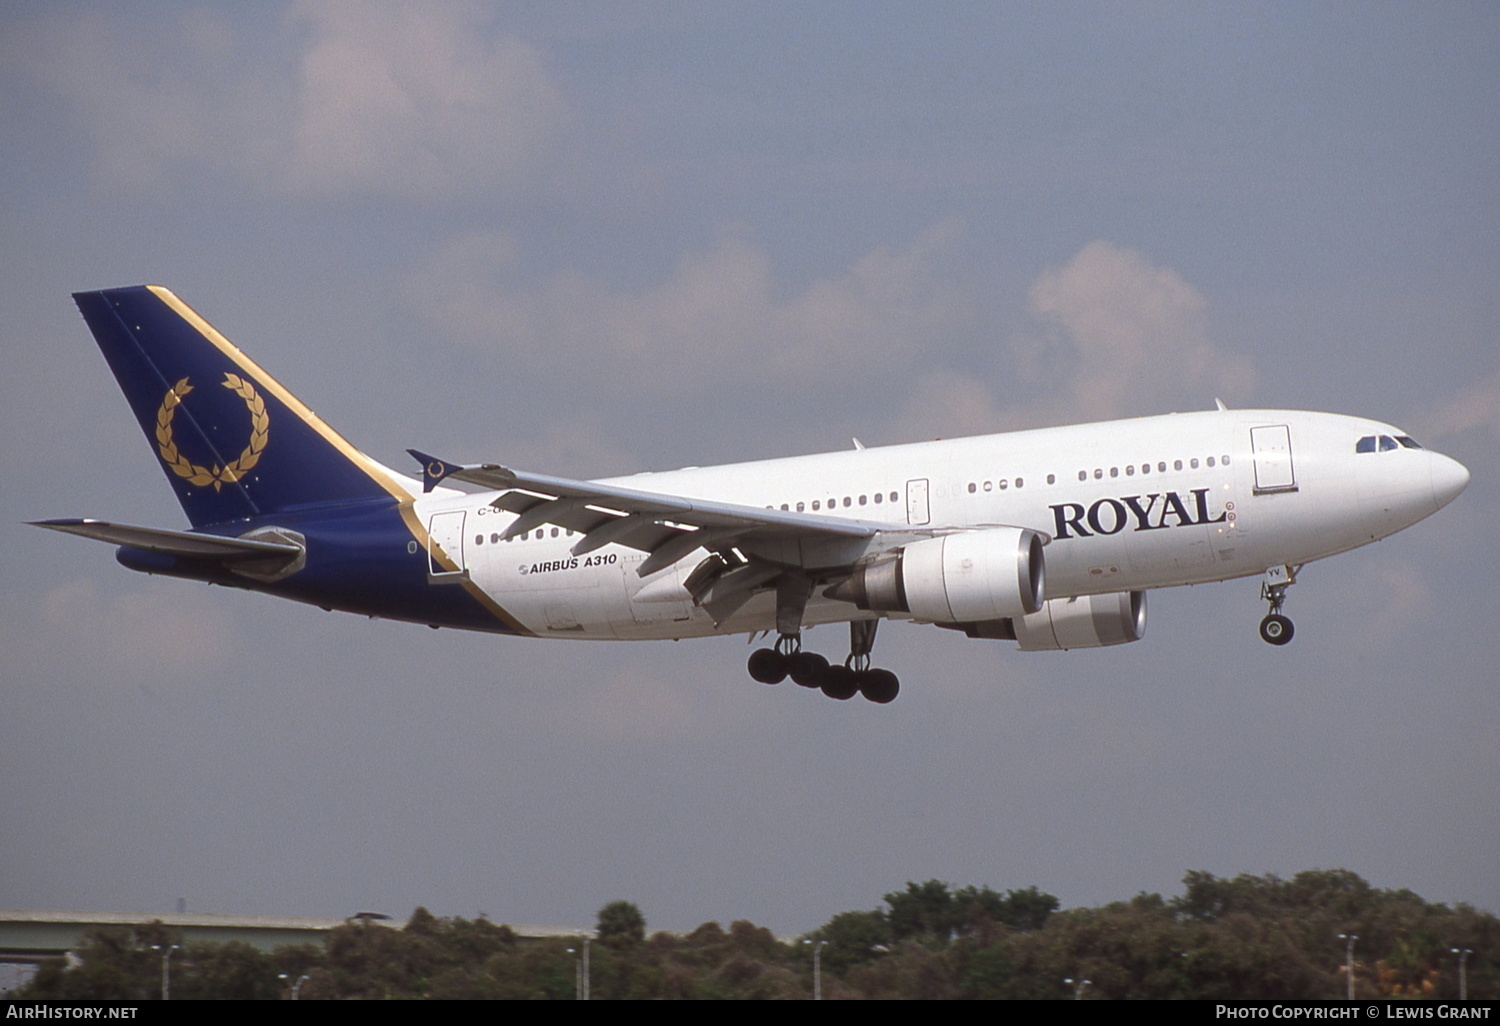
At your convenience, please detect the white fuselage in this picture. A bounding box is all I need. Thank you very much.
[411,409,1468,641]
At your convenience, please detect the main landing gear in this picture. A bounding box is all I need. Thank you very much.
[747,609,900,703]
[1258,564,1298,646]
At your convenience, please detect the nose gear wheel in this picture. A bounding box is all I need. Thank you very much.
[1258,564,1299,646]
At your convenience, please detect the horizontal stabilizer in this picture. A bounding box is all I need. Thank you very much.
[31,519,303,561]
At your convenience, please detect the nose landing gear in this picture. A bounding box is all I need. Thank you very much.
[1258,564,1298,646]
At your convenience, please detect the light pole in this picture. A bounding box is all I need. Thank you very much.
[1063,976,1091,1000]
[802,938,828,1000]
[1337,933,1358,999]
[278,973,309,1000]
[150,944,178,1000]
[1450,948,1472,1001]
[567,936,592,1000]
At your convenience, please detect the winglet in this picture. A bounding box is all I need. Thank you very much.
[407,449,460,493]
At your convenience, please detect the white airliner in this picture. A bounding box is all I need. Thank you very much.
[37,286,1470,703]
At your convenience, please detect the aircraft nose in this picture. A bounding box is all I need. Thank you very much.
[1430,452,1470,510]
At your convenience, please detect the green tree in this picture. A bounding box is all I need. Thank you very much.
[815,908,892,974]
[885,880,958,942]
[596,900,646,948]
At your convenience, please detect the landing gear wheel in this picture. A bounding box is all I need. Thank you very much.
[788,651,830,687]
[1259,614,1294,646]
[859,668,900,704]
[748,648,788,683]
[821,665,859,701]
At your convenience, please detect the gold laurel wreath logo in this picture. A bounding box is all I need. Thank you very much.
[155,374,269,492]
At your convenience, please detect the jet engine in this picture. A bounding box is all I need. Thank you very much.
[834,527,1045,623]
[952,590,1147,650]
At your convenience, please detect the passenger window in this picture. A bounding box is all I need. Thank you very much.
[1125,465,1135,476]
[1158,462,1167,473]
[998,480,1008,490]
[780,504,789,511]
[551,527,559,537]
[1174,460,1183,471]
[796,502,805,512]
[967,483,976,494]
[812,500,821,510]
[1109,467,1119,478]
[475,534,483,546]
[1015,478,1024,488]
[1356,436,1377,454]
[1190,458,1199,469]
[1047,474,1055,485]
[1207,457,1215,468]
[1222,454,1231,465]
[1078,471,1087,482]
[859,495,867,505]
[843,497,852,507]
[1094,469,1103,480]
[874,492,883,504]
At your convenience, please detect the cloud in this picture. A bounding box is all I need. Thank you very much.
[7,1,567,200]
[892,240,1258,440]
[284,0,567,198]
[406,233,1256,452]
[1024,240,1256,419]
[403,219,974,399]
[1423,368,1500,442]
[5,579,238,684]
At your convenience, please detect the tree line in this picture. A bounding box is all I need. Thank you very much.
[16,870,1495,999]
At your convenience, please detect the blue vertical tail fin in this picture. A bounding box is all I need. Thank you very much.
[74,286,409,527]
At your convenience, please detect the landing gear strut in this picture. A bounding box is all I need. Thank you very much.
[744,579,902,703]
[748,574,814,685]
[1258,564,1298,646]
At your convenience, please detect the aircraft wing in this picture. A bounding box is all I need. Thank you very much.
[408,450,896,578]
[30,519,303,561]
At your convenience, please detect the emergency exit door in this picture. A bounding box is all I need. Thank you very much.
[1250,425,1298,494]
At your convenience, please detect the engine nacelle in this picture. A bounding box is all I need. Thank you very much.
[1014,591,1147,650]
[838,527,1045,623]
[950,591,1146,650]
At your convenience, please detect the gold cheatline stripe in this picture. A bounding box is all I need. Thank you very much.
[146,286,533,637]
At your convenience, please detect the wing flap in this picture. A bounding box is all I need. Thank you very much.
[407,450,886,546]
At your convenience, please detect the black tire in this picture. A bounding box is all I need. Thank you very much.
[788,651,830,687]
[1259,614,1294,646]
[748,648,788,683]
[860,668,900,704]
[821,665,859,701]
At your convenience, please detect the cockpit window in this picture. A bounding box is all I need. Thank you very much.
[1357,434,1421,454]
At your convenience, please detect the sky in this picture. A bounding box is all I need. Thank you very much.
[1,1,1497,938]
